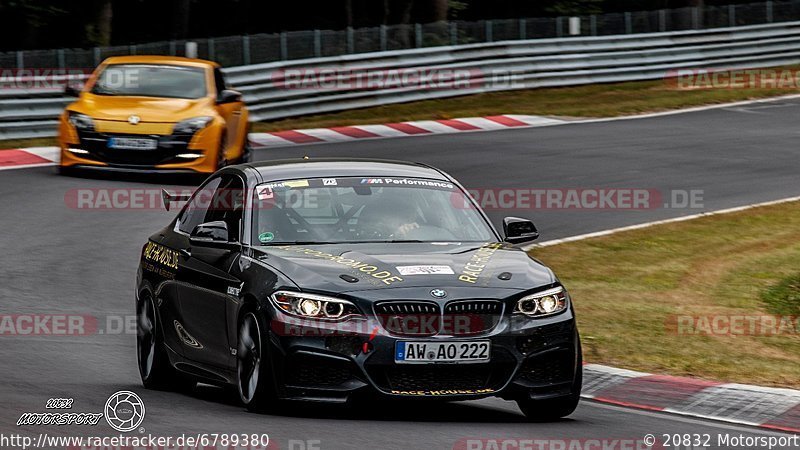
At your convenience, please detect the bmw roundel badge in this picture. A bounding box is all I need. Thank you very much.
[430,289,447,299]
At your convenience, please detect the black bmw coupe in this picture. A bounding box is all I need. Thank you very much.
[136,158,582,421]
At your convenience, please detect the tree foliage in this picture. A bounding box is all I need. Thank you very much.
[0,0,762,51]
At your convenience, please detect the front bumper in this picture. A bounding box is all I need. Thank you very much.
[266,307,581,403]
[58,119,220,174]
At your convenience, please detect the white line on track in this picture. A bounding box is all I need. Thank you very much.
[523,195,800,251]
[539,92,800,127]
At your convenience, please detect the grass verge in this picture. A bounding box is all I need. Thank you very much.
[762,274,800,316]
[0,137,58,150]
[530,200,800,388]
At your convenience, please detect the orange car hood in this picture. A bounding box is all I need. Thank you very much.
[78,94,214,123]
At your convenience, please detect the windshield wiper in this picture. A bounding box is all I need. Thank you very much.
[333,239,427,244]
[260,239,427,245]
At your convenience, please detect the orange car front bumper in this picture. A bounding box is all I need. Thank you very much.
[58,117,222,174]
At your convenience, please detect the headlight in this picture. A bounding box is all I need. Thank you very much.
[67,111,95,131]
[514,286,568,318]
[270,291,361,321]
[172,116,213,135]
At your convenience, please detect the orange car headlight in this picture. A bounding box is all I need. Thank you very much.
[173,116,213,135]
[67,111,95,132]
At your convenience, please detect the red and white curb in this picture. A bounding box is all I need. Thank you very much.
[245,93,800,149]
[584,364,800,432]
[0,115,564,171]
[0,147,59,171]
[248,115,565,148]
[7,94,800,170]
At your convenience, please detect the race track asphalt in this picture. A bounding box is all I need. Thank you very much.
[1,99,800,449]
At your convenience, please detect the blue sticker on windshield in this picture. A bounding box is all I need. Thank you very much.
[258,232,275,243]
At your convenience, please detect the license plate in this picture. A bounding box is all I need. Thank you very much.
[108,137,158,150]
[395,340,490,364]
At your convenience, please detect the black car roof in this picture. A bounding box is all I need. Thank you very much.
[242,158,450,182]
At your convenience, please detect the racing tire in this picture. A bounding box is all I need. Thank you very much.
[137,289,195,392]
[236,310,277,412]
[516,385,581,422]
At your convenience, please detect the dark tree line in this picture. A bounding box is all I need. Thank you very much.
[0,0,742,51]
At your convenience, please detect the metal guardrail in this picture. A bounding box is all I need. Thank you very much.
[3,0,799,68]
[2,21,800,139]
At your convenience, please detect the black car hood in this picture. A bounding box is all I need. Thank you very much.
[251,242,555,293]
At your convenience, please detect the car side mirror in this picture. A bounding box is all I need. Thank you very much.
[190,221,230,245]
[64,84,81,97]
[217,89,242,104]
[503,217,539,244]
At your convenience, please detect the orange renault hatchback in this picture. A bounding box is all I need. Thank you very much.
[58,56,251,174]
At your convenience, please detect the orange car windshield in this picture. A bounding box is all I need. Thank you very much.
[91,64,207,99]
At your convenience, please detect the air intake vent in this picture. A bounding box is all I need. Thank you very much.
[443,300,503,335]
[374,301,439,315]
[374,301,441,336]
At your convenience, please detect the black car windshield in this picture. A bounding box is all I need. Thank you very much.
[252,177,495,244]
[91,64,207,99]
